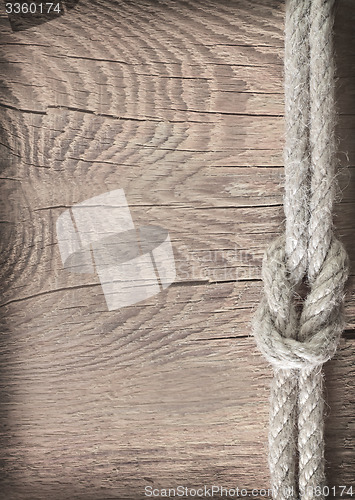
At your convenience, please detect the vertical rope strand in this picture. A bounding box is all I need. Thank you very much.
[298,367,325,499]
[298,2,342,498]
[269,369,298,500]
[308,0,336,281]
[284,0,311,283]
[268,1,311,498]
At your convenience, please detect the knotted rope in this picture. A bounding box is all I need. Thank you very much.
[252,1,349,499]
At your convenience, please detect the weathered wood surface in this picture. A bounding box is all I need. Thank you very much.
[0,1,354,499]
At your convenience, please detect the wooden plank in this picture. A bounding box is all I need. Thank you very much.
[0,338,354,499]
[0,0,354,498]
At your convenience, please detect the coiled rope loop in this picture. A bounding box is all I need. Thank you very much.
[254,235,348,370]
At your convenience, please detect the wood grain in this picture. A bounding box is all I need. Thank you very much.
[0,0,354,499]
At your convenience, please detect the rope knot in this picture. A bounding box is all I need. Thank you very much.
[253,234,348,369]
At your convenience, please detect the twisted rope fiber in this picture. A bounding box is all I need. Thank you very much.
[252,1,349,499]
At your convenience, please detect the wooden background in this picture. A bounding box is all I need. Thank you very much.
[0,0,354,498]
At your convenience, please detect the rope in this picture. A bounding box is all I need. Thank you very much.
[252,1,349,499]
